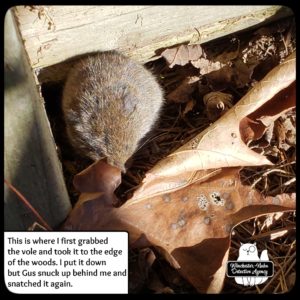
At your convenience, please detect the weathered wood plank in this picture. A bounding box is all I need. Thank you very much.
[4,10,71,230]
[14,5,293,84]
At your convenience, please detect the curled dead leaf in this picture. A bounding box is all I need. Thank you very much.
[191,57,225,75]
[167,76,199,103]
[73,159,121,205]
[161,44,203,68]
[239,81,295,144]
[214,39,240,63]
[205,65,233,91]
[203,91,233,121]
[147,52,295,178]
[129,248,156,293]
[63,166,295,293]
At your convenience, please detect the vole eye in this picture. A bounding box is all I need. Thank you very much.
[93,95,100,104]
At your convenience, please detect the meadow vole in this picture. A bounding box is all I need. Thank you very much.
[62,51,164,172]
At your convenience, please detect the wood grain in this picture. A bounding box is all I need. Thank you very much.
[4,10,71,230]
[13,5,293,83]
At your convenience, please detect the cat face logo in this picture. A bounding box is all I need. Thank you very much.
[238,242,260,260]
[235,242,269,286]
[226,242,273,287]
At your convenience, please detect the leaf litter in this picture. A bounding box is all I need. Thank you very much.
[42,16,296,294]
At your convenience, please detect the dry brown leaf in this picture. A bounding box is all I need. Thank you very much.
[191,57,225,75]
[198,83,211,97]
[262,122,274,145]
[182,99,196,116]
[266,109,296,152]
[275,119,287,150]
[129,248,156,293]
[161,44,203,68]
[146,52,295,178]
[232,59,257,88]
[205,59,257,90]
[62,53,296,294]
[205,65,233,91]
[252,56,279,81]
[214,42,240,63]
[283,115,296,147]
[147,260,178,293]
[239,81,295,144]
[203,91,233,121]
[73,159,121,205]
[257,83,295,127]
[63,166,295,293]
[167,76,199,103]
[148,272,175,294]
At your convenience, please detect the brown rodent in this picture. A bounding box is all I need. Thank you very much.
[62,51,164,172]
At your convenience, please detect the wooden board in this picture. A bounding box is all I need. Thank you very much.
[13,5,293,83]
[4,10,71,230]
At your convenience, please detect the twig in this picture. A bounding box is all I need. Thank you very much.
[269,178,296,195]
[249,225,295,241]
[260,251,295,293]
[274,259,295,293]
[28,222,48,231]
[4,179,52,231]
